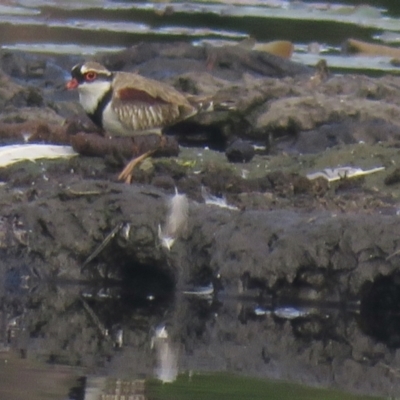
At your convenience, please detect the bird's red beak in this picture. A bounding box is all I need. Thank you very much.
[66,78,78,90]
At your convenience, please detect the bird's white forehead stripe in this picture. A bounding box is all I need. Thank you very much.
[80,64,111,75]
[81,65,94,74]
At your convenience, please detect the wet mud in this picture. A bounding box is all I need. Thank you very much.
[1,42,400,397]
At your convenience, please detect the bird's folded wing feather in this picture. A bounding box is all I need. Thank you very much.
[112,73,193,108]
[111,73,198,129]
[113,72,190,105]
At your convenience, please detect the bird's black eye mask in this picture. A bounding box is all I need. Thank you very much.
[71,64,85,84]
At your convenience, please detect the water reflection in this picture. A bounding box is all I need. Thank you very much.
[0,351,82,400]
[1,0,400,72]
[151,325,179,383]
[360,274,400,347]
[1,271,399,399]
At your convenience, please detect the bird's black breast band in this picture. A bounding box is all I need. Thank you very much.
[88,87,113,129]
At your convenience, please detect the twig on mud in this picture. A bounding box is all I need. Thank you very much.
[378,362,400,377]
[82,222,124,269]
[80,297,109,339]
[65,189,104,197]
[386,249,400,261]
[70,132,179,159]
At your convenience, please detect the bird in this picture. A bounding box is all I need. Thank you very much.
[66,61,213,182]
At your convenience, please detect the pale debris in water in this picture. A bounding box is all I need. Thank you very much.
[158,188,189,251]
[0,144,77,168]
[201,186,239,210]
[183,283,214,298]
[306,166,385,182]
[254,307,272,316]
[121,223,131,240]
[113,328,123,348]
[273,307,311,319]
[151,324,179,384]
[155,339,179,383]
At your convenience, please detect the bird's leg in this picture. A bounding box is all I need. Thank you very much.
[118,149,156,184]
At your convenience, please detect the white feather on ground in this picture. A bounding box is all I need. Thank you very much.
[158,189,189,251]
[201,186,239,210]
[0,144,78,168]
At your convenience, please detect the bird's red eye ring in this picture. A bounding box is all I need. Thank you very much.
[85,71,97,81]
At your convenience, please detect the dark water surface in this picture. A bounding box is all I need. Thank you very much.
[1,1,400,399]
[2,0,400,71]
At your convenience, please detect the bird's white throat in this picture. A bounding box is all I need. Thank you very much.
[78,81,112,114]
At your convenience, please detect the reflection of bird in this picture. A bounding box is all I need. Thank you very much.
[66,61,212,182]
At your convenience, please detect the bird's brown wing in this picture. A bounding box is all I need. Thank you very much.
[111,73,197,131]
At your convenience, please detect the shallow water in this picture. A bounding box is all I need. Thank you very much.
[1,0,400,72]
[0,275,396,400]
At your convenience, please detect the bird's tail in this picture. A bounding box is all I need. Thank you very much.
[187,94,236,113]
[197,100,214,113]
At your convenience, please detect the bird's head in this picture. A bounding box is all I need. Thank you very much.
[66,62,113,114]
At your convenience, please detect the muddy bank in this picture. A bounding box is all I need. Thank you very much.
[2,173,399,293]
[1,165,400,396]
[1,42,400,397]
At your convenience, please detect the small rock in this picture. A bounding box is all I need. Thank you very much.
[151,175,176,190]
[384,168,400,186]
[26,60,46,78]
[225,139,255,163]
